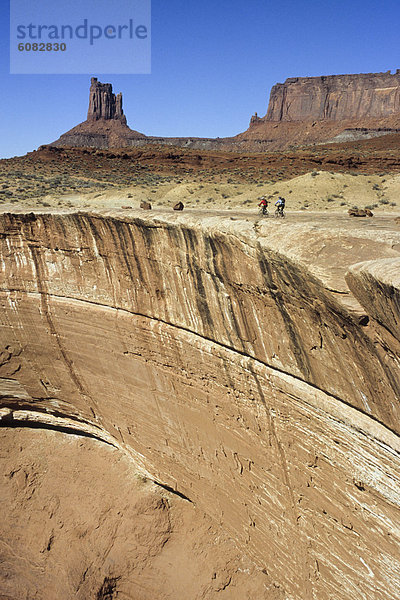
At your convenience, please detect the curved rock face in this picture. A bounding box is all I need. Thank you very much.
[265,71,400,122]
[0,211,399,600]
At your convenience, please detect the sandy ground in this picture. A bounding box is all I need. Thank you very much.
[3,170,398,214]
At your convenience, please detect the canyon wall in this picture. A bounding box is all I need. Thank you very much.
[0,211,399,599]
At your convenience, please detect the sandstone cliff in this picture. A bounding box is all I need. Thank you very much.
[265,71,400,122]
[0,210,399,599]
[238,71,400,149]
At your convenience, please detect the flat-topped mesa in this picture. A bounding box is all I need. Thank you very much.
[87,77,127,124]
[265,70,400,122]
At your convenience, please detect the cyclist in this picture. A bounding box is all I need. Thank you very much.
[275,196,286,217]
[258,196,268,215]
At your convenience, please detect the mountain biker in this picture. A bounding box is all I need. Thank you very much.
[258,196,268,215]
[275,196,285,216]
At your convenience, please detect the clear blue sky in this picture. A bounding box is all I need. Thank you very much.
[2,0,400,158]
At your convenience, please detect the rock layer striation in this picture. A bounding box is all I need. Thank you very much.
[0,210,399,600]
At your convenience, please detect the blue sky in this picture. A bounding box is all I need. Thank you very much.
[2,0,400,158]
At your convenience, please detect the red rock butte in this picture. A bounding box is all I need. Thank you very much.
[52,70,400,151]
[53,77,146,148]
[87,77,127,124]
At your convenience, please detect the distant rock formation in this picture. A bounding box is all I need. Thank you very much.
[51,71,400,152]
[87,77,127,124]
[266,71,400,122]
[52,78,146,149]
[237,71,400,149]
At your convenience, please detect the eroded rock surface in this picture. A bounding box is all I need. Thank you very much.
[0,210,399,600]
[0,428,273,600]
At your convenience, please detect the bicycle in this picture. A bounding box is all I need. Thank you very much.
[274,206,285,218]
[258,205,269,217]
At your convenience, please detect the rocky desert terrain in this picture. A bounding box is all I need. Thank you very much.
[1,72,400,600]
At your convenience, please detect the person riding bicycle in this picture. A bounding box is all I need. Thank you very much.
[275,196,286,216]
[258,196,268,215]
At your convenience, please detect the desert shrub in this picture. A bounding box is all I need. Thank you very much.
[379,198,389,205]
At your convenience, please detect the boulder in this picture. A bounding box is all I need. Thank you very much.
[348,208,367,217]
[140,201,152,210]
[173,202,184,211]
